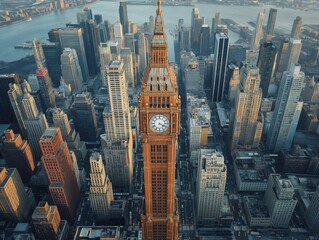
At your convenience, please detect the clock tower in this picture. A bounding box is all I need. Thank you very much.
[139,0,180,239]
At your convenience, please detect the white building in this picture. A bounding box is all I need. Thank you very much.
[196,149,227,225]
[89,152,114,221]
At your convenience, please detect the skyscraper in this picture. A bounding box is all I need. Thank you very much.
[59,27,89,82]
[120,48,135,89]
[32,201,61,240]
[119,2,129,34]
[264,8,277,41]
[257,41,277,97]
[99,43,112,87]
[267,64,304,152]
[191,8,199,49]
[0,129,35,183]
[8,82,48,160]
[60,48,83,92]
[264,174,297,228]
[32,38,46,69]
[274,38,289,81]
[199,25,210,56]
[114,21,124,48]
[211,32,229,102]
[138,33,147,78]
[102,61,133,192]
[52,108,87,164]
[0,74,20,124]
[40,128,80,221]
[71,93,98,142]
[42,42,62,88]
[0,168,35,222]
[89,152,114,222]
[230,63,263,150]
[251,12,265,51]
[196,149,227,225]
[36,66,56,111]
[139,1,180,238]
[283,16,302,72]
[210,12,221,49]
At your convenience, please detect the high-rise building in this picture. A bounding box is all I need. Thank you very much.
[114,21,124,48]
[230,63,263,150]
[274,38,289,81]
[59,27,89,82]
[196,149,227,225]
[119,2,129,34]
[191,8,199,49]
[32,38,46,69]
[0,129,35,183]
[0,74,20,124]
[60,48,83,92]
[102,61,133,191]
[138,33,147,78]
[52,108,87,164]
[8,82,48,160]
[71,93,98,142]
[283,16,302,72]
[36,66,56,111]
[257,41,277,97]
[99,43,112,87]
[305,187,319,233]
[120,48,135,89]
[42,42,62,88]
[40,128,80,221]
[48,28,61,43]
[264,174,297,228]
[251,12,265,51]
[211,32,229,102]
[0,167,35,222]
[264,8,277,41]
[210,12,221,49]
[32,201,61,240]
[199,25,210,56]
[267,64,304,152]
[139,1,179,238]
[89,152,114,222]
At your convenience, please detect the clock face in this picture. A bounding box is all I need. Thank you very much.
[150,114,169,133]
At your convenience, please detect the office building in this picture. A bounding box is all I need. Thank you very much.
[196,149,227,225]
[32,201,61,240]
[199,25,210,56]
[257,41,277,97]
[0,129,35,183]
[8,82,48,160]
[230,63,263,150]
[52,108,87,164]
[120,48,135,89]
[36,66,56,111]
[274,38,289,81]
[32,38,46,69]
[264,174,297,228]
[211,12,221,49]
[89,152,114,222]
[267,64,304,152]
[59,27,89,82]
[0,74,20,124]
[114,21,124,48]
[211,33,229,102]
[40,128,80,221]
[138,33,147,78]
[0,167,35,222]
[139,1,179,238]
[251,12,265,51]
[99,43,112,87]
[42,42,62,88]
[264,8,277,41]
[102,61,133,192]
[119,2,129,34]
[60,48,83,92]
[283,16,303,72]
[71,93,98,142]
[74,226,120,240]
[184,61,203,96]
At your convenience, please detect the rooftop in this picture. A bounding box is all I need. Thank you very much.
[75,226,120,239]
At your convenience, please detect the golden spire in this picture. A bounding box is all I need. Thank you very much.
[157,0,161,14]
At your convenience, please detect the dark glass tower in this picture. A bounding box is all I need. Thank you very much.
[119,2,129,34]
[199,25,210,56]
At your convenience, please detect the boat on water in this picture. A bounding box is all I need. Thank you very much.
[26,17,32,22]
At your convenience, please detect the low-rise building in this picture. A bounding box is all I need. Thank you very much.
[74,226,120,240]
[243,196,271,227]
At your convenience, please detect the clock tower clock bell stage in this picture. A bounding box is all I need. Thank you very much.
[138,0,180,239]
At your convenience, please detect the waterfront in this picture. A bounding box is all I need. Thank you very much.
[0,1,318,62]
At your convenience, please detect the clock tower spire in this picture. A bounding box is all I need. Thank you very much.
[139,0,180,239]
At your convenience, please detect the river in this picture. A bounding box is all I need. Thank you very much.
[0,1,318,62]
